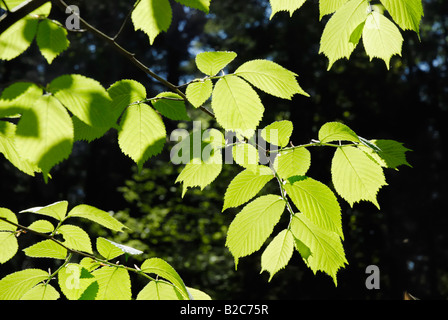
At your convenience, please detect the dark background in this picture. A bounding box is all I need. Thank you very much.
[1,0,447,300]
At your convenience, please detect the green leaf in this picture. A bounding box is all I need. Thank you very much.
[0,269,49,300]
[212,75,264,132]
[261,120,293,148]
[58,263,97,300]
[58,225,93,254]
[0,17,38,61]
[49,74,114,128]
[28,220,54,233]
[0,82,43,118]
[380,0,423,35]
[223,166,274,211]
[0,208,18,232]
[332,146,387,208]
[319,0,350,19]
[97,237,143,260]
[118,103,166,171]
[232,143,259,171]
[174,0,210,13]
[360,139,411,169]
[187,287,212,300]
[108,79,147,119]
[20,283,60,300]
[20,200,68,221]
[15,95,74,178]
[274,147,311,179]
[319,0,369,70]
[260,229,294,281]
[318,121,360,143]
[226,195,286,266]
[285,176,343,238]
[141,258,190,299]
[23,239,67,260]
[0,232,18,264]
[92,266,132,300]
[67,204,127,232]
[131,0,172,45]
[269,0,307,19]
[71,115,110,142]
[290,214,347,285]
[195,51,237,76]
[97,237,124,260]
[0,121,41,176]
[136,281,185,300]
[36,19,70,64]
[175,153,222,197]
[185,79,213,108]
[235,60,309,99]
[152,92,190,121]
[362,11,403,69]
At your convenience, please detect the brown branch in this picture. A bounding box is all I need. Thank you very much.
[0,0,50,35]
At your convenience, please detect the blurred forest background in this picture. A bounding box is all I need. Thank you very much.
[1,0,447,300]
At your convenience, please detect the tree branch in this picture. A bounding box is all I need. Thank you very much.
[0,0,50,35]
[53,0,217,119]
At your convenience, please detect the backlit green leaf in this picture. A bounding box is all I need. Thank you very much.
[28,220,54,233]
[0,82,42,118]
[67,204,127,232]
[232,143,259,171]
[362,11,403,69]
[15,95,74,178]
[136,280,185,300]
[58,263,97,300]
[131,0,172,45]
[20,201,68,221]
[235,60,309,99]
[0,232,18,264]
[285,176,343,238]
[380,0,423,35]
[332,146,387,208]
[58,224,93,254]
[175,151,222,197]
[319,0,350,19]
[290,214,347,285]
[152,92,189,121]
[212,75,264,132]
[223,166,273,211]
[274,147,311,179]
[318,122,360,143]
[92,266,131,300]
[97,237,143,260]
[0,17,38,61]
[269,0,307,19]
[0,122,41,176]
[226,195,285,266]
[36,19,70,64]
[23,239,67,260]
[261,120,293,148]
[319,0,369,70]
[186,79,213,108]
[174,0,210,13]
[0,269,49,300]
[49,74,114,128]
[118,103,166,171]
[141,258,190,299]
[260,229,294,281]
[0,208,17,232]
[20,283,60,300]
[195,51,237,76]
[360,139,411,169]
